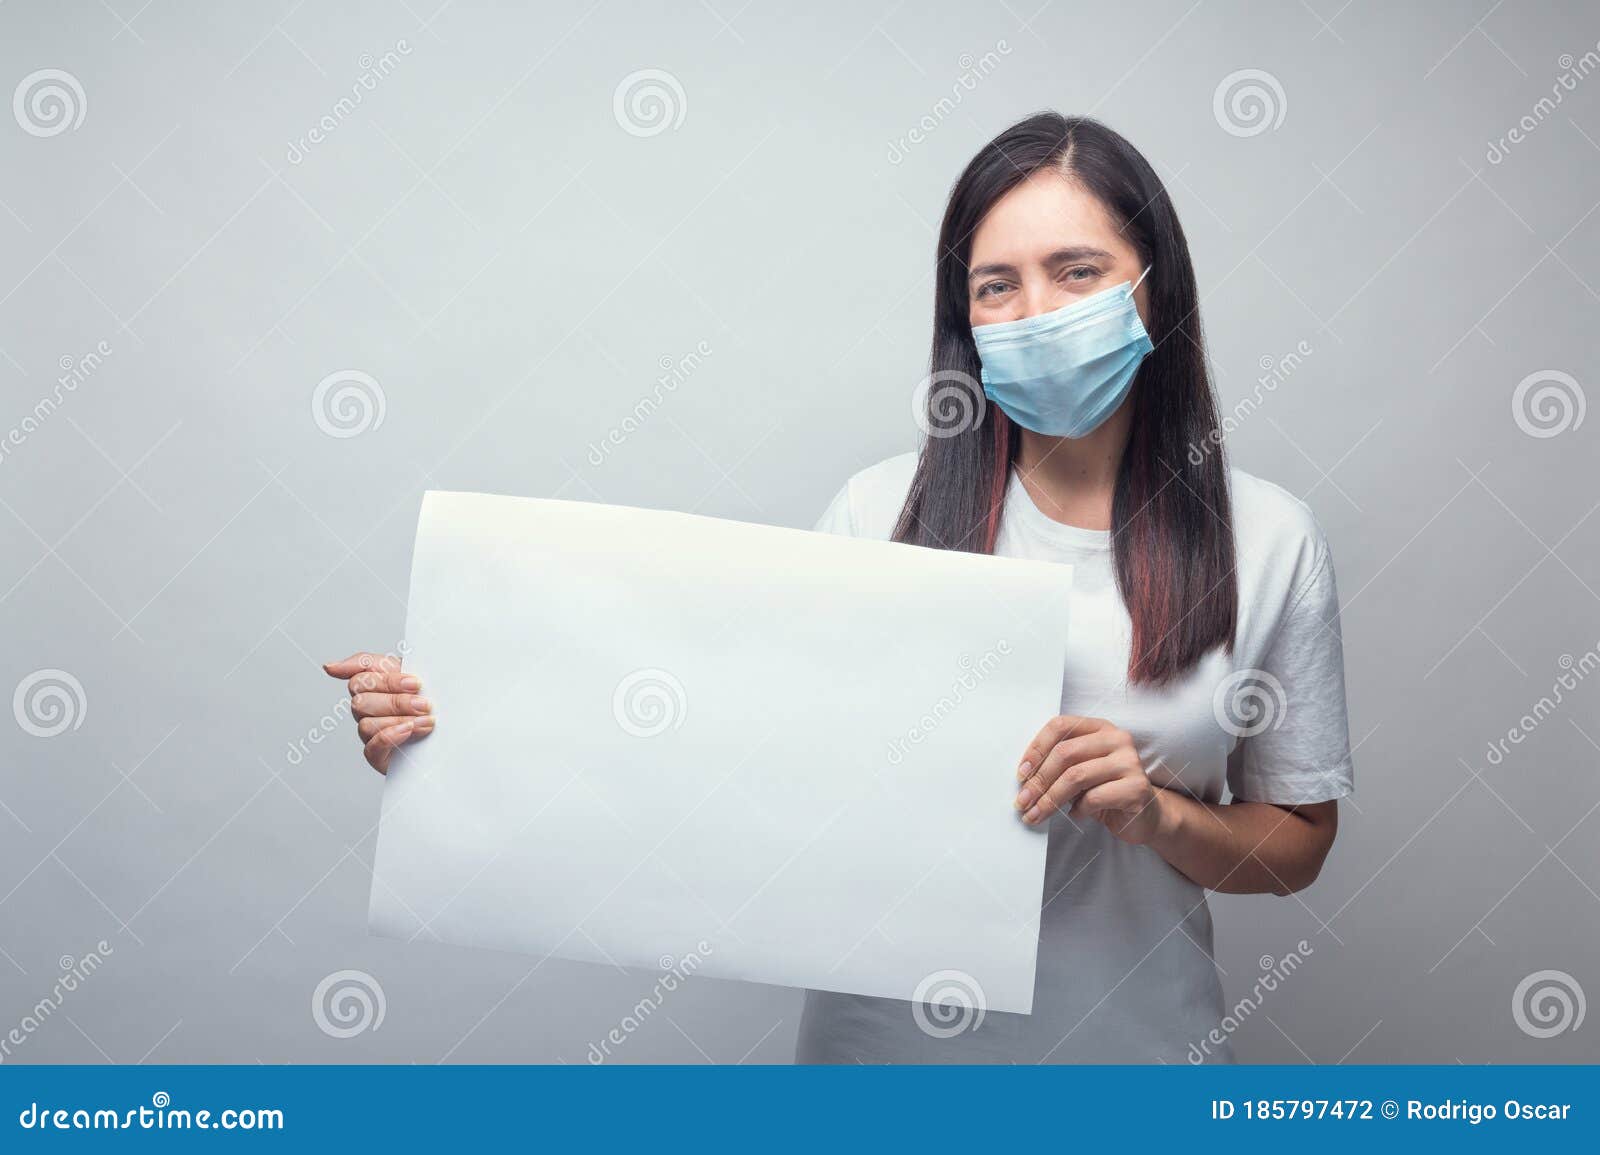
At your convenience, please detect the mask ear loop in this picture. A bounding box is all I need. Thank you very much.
[1131,265,1152,292]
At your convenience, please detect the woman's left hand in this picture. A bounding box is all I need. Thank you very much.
[1014,714,1168,844]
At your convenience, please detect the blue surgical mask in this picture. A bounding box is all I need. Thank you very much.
[972,266,1153,438]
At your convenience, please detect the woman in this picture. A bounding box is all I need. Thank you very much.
[324,112,1352,1064]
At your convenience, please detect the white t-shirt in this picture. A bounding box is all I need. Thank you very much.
[795,452,1354,1064]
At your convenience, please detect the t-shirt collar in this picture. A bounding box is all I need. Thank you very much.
[1004,467,1114,552]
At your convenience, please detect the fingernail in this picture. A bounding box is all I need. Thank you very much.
[412,697,431,713]
[1016,760,1032,782]
[1015,787,1034,810]
[1023,806,1041,825]
[400,676,420,692]
[413,716,435,731]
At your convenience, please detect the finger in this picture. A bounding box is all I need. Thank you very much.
[1069,778,1151,822]
[323,652,401,680]
[348,667,420,696]
[1016,715,1112,781]
[364,719,415,774]
[351,691,432,720]
[1022,755,1127,824]
[1016,729,1125,809]
[358,714,435,743]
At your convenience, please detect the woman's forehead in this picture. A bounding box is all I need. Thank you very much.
[970,172,1125,260]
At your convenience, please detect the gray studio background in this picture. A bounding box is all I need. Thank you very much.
[2,0,1597,1064]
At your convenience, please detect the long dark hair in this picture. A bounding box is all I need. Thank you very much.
[893,112,1237,686]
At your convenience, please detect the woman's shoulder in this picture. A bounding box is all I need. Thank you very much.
[1226,465,1334,601]
[846,451,919,503]
[816,456,1337,587]
[814,451,918,540]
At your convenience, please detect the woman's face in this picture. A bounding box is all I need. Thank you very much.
[966,170,1149,330]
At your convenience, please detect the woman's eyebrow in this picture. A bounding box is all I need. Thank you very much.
[968,246,1115,281]
[1042,245,1114,265]
[967,260,1017,281]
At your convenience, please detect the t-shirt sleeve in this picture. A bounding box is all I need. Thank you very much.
[812,483,856,537]
[1226,535,1355,805]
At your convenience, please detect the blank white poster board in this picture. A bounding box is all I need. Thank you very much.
[369,491,1072,1013]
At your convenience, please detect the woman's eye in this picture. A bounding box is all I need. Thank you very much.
[976,281,1010,299]
[1062,266,1098,282]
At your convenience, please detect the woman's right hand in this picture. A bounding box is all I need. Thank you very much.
[322,651,434,774]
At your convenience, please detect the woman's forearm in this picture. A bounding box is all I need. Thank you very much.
[1146,791,1338,895]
